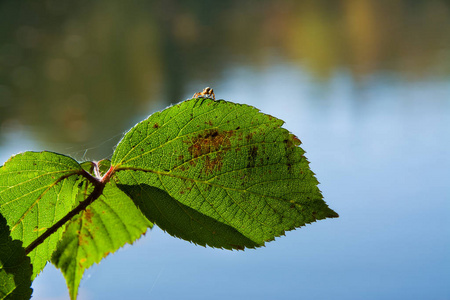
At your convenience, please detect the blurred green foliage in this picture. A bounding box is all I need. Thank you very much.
[0,0,449,153]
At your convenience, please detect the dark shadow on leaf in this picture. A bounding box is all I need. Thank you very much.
[0,213,33,299]
[117,184,260,250]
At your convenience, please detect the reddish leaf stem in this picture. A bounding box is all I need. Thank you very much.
[24,165,115,256]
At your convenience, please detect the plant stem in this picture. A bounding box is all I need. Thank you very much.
[24,166,114,255]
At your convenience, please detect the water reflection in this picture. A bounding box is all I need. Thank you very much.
[1,0,449,160]
[0,2,449,299]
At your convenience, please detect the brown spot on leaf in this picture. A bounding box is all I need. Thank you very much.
[204,155,224,174]
[283,138,293,148]
[230,244,245,250]
[291,135,301,145]
[78,232,88,246]
[84,208,94,224]
[153,123,160,129]
[247,146,258,168]
[185,129,234,174]
[284,135,302,148]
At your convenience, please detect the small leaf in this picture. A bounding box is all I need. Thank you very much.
[112,98,338,249]
[51,181,152,300]
[0,151,86,277]
[97,159,111,176]
[0,213,33,300]
[80,160,111,178]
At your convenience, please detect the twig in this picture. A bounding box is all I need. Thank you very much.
[25,165,114,255]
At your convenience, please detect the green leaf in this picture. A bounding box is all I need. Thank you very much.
[112,98,338,249]
[51,181,152,300]
[0,213,33,300]
[118,183,260,249]
[0,151,85,277]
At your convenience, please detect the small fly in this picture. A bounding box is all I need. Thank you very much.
[193,87,215,100]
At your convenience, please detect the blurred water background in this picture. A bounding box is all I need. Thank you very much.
[1,1,449,299]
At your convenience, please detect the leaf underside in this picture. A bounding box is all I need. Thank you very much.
[112,98,338,249]
[51,181,152,300]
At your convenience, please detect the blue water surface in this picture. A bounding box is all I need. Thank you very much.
[20,65,450,300]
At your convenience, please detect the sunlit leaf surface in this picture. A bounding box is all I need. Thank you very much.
[112,98,338,249]
[0,152,84,278]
